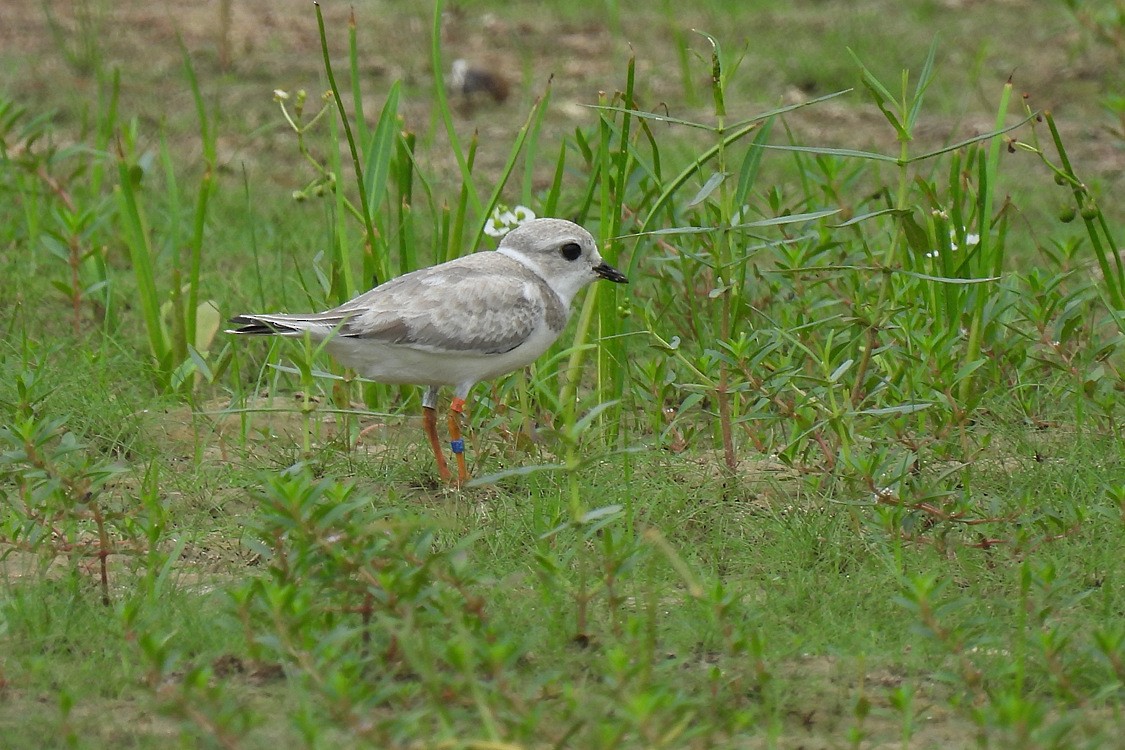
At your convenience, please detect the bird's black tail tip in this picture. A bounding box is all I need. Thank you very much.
[226,316,295,335]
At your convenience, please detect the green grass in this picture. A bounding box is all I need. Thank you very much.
[2,0,1125,747]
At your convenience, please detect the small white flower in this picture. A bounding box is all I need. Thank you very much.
[483,204,536,238]
[949,230,980,253]
[927,229,981,258]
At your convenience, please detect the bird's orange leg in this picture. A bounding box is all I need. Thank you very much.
[447,396,469,485]
[422,405,452,482]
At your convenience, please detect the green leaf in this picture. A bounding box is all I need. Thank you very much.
[467,463,567,487]
[829,359,854,383]
[907,37,939,131]
[953,359,988,382]
[733,117,773,209]
[847,48,906,139]
[186,344,213,384]
[831,208,909,227]
[906,114,1036,163]
[42,234,70,261]
[853,402,933,416]
[362,80,401,221]
[569,400,621,440]
[583,105,712,131]
[650,335,685,355]
[116,144,169,365]
[759,143,899,163]
[686,171,727,208]
[847,48,896,107]
[735,208,841,227]
[899,211,930,258]
[579,504,623,524]
[628,209,840,239]
[897,270,1001,285]
[193,300,221,353]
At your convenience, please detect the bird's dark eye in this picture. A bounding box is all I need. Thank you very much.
[559,242,582,261]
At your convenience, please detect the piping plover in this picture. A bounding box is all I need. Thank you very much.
[227,218,627,484]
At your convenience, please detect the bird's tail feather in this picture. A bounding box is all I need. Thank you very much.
[226,314,305,336]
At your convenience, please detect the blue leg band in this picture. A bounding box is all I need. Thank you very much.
[450,439,465,454]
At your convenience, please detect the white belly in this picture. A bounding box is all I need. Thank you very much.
[322,323,561,389]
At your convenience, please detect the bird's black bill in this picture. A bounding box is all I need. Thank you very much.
[594,262,628,284]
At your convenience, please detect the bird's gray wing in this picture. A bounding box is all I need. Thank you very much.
[337,259,551,355]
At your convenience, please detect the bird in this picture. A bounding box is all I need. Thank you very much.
[449,58,511,105]
[227,218,628,484]
[449,58,511,116]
